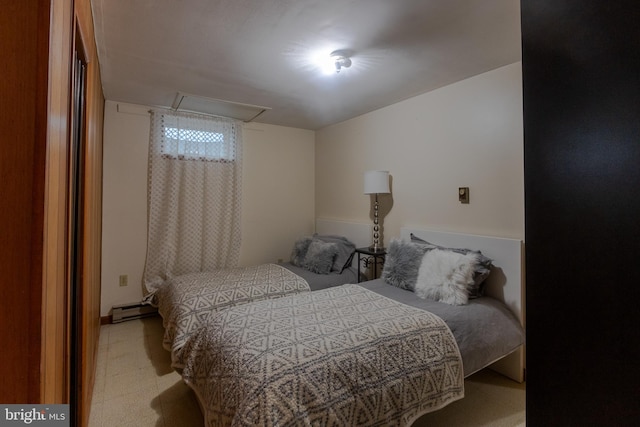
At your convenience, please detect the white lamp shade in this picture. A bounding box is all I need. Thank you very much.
[364,170,390,194]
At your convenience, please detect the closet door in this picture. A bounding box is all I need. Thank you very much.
[69,27,88,426]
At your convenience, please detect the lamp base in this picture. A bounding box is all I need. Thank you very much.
[367,245,386,253]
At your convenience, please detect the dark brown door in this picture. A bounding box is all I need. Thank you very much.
[69,30,87,426]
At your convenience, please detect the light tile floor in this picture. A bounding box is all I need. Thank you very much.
[89,316,525,426]
[89,316,202,427]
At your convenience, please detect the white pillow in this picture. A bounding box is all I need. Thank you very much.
[414,249,478,305]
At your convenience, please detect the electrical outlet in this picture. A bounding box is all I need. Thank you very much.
[119,275,128,287]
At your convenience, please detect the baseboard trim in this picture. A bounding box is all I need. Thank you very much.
[112,302,158,323]
[100,315,112,325]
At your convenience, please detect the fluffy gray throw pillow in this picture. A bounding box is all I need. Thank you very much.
[381,238,429,290]
[290,236,313,266]
[302,239,338,274]
[313,234,356,272]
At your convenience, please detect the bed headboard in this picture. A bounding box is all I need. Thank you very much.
[315,218,372,249]
[400,227,525,382]
[315,219,372,269]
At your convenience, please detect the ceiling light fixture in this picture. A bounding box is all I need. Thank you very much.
[330,50,352,73]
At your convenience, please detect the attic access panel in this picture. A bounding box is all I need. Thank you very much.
[171,92,270,122]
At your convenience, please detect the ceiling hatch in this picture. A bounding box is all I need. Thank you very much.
[171,92,270,122]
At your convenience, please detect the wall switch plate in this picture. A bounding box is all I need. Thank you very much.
[119,275,128,287]
[459,187,470,204]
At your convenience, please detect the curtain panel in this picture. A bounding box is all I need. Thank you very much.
[144,110,243,295]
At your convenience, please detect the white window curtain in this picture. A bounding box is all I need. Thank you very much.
[143,109,242,296]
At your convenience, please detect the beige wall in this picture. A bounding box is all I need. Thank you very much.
[101,101,315,316]
[102,63,523,315]
[240,123,316,266]
[315,62,524,243]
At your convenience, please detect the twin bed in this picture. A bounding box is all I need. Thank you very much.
[150,220,525,426]
[153,261,359,364]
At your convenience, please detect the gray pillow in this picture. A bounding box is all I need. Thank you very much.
[302,239,338,274]
[410,233,492,297]
[290,236,313,266]
[381,238,429,290]
[313,234,356,273]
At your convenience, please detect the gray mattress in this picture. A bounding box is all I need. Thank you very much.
[358,278,524,377]
[281,262,359,290]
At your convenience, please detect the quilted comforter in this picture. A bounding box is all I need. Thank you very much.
[179,284,464,427]
[153,263,311,364]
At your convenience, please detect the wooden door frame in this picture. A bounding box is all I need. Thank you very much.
[41,0,73,404]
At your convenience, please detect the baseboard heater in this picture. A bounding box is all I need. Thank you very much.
[112,302,158,323]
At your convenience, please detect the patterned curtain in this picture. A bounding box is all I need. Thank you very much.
[143,110,242,296]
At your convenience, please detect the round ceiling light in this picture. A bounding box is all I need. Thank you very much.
[330,50,352,73]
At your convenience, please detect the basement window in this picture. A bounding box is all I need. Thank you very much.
[161,126,235,162]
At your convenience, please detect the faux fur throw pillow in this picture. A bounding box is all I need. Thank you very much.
[410,233,492,298]
[290,236,313,266]
[301,239,338,274]
[381,238,429,290]
[313,234,356,273]
[414,249,479,305]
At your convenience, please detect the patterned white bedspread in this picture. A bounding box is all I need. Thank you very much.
[153,263,310,365]
[180,284,464,427]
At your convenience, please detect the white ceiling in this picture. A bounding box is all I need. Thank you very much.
[91,0,521,130]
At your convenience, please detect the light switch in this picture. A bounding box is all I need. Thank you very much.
[459,187,470,204]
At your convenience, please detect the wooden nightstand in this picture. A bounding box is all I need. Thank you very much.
[355,247,386,282]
